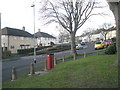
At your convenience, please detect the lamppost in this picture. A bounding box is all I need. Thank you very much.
[0,13,2,60]
[31,4,36,64]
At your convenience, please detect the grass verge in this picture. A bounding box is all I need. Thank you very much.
[3,54,118,88]
[56,49,106,61]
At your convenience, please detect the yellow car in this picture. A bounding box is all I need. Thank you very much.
[94,42,105,50]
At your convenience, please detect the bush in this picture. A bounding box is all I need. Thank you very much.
[105,43,117,54]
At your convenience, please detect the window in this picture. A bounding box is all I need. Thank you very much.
[2,35,7,40]
[2,47,7,51]
[20,45,25,49]
[2,35,6,38]
[20,45,30,49]
[11,45,14,49]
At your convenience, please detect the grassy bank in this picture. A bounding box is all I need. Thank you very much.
[3,54,118,88]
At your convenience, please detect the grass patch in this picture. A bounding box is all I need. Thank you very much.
[0,59,11,62]
[56,49,106,61]
[3,54,118,88]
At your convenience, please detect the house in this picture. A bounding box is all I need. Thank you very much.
[34,30,56,46]
[90,30,104,42]
[106,29,116,40]
[77,29,116,42]
[91,29,116,41]
[1,27,36,53]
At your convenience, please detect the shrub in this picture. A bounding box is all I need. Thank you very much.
[17,46,52,55]
[105,43,116,54]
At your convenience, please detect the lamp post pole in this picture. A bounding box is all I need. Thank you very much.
[0,13,2,60]
[0,13,2,90]
[31,4,36,64]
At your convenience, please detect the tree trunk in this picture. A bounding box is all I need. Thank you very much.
[70,32,77,55]
[105,35,106,41]
[108,2,120,66]
[116,2,120,66]
[113,2,120,66]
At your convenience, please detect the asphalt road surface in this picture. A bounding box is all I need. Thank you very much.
[2,44,95,81]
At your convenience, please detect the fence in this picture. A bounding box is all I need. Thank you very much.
[10,50,104,81]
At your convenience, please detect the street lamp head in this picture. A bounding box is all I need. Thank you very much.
[31,4,35,7]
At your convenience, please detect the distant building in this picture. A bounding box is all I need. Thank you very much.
[106,30,116,40]
[90,30,104,42]
[34,30,56,46]
[1,27,36,53]
[77,29,116,42]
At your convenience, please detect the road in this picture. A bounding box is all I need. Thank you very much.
[2,44,95,81]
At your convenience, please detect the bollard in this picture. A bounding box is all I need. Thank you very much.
[11,67,17,81]
[97,51,99,55]
[73,54,76,60]
[84,52,86,58]
[62,56,65,62]
[30,63,35,75]
[44,63,47,71]
[54,56,57,65]
[44,59,47,71]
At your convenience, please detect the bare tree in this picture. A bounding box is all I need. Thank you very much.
[58,27,70,43]
[99,23,115,40]
[83,28,94,42]
[40,0,103,55]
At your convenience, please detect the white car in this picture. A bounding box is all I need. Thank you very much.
[76,44,83,50]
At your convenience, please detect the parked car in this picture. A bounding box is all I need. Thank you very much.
[76,44,83,50]
[104,40,112,47]
[80,42,85,45]
[94,42,106,50]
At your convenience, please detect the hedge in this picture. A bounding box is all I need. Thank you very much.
[28,44,71,55]
[105,43,117,54]
[17,46,52,55]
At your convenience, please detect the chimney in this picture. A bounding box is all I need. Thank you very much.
[38,29,40,32]
[22,26,25,30]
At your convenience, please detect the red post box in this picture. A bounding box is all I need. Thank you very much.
[46,54,54,69]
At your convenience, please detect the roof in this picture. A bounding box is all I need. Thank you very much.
[2,27,34,37]
[34,32,56,39]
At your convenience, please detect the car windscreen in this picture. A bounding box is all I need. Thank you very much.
[96,42,101,44]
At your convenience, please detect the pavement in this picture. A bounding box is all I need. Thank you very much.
[28,71,50,76]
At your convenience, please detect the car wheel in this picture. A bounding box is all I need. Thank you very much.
[95,48,97,50]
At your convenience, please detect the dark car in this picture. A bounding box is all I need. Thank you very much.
[76,44,83,50]
[81,42,85,45]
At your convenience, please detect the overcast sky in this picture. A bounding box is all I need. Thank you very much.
[0,0,115,37]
